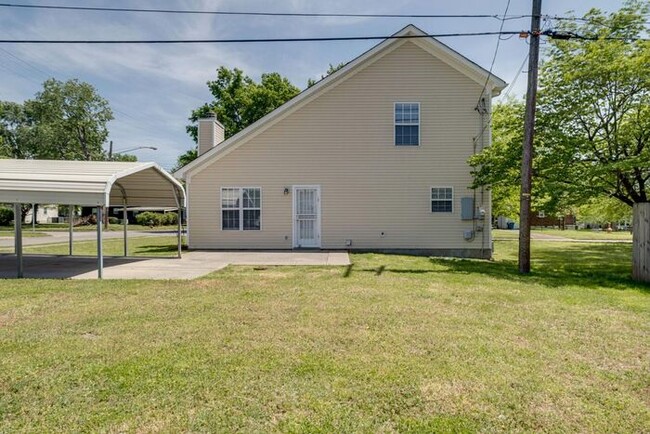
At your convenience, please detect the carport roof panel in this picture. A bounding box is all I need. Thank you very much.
[0,159,184,207]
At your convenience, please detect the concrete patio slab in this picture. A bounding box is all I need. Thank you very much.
[0,250,350,280]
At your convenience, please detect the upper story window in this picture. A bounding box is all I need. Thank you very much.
[395,102,420,146]
[431,187,453,213]
[221,187,261,231]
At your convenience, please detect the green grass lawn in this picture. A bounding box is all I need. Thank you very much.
[0,235,180,257]
[493,229,520,240]
[494,228,633,241]
[0,241,648,432]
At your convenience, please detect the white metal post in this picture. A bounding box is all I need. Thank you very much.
[177,208,182,258]
[97,206,103,279]
[123,200,128,257]
[14,203,23,278]
[173,188,182,258]
[68,205,74,256]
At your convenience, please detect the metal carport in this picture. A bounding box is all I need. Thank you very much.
[0,159,186,278]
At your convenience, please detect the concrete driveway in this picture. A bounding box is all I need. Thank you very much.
[0,250,350,280]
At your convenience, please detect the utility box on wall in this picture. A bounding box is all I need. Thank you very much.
[461,197,474,220]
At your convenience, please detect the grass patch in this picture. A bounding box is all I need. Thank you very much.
[536,228,633,240]
[0,235,180,257]
[494,228,633,241]
[0,241,648,432]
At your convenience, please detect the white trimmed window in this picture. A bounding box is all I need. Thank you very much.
[431,187,453,213]
[221,187,261,230]
[395,102,420,146]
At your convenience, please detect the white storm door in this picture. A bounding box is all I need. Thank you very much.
[293,186,321,248]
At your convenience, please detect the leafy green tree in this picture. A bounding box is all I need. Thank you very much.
[534,0,649,208]
[25,78,113,160]
[176,67,299,170]
[307,62,346,87]
[187,67,300,142]
[0,101,36,159]
[172,148,197,172]
[472,1,649,215]
[472,1,649,277]
[471,101,525,219]
[577,197,633,227]
[1,79,113,161]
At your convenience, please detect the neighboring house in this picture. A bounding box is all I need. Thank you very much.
[25,204,59,224]
[175,25,506,258]
[531,211,576,229]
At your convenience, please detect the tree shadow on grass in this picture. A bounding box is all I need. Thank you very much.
[131,243,181,256]
[345,243,649,292]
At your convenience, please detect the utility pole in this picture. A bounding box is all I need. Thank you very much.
[108,140,113,160]
[519,0,542,274]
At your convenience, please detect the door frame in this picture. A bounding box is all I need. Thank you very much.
[292,185,321,248]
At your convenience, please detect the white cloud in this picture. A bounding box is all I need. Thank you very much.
[0,0,629,168]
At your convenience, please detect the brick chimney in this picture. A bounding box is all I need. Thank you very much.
[197,113,225,156]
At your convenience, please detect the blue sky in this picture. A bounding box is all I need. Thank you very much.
[0,0,626,169]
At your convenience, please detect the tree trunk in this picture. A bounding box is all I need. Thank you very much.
[632,202,650,282]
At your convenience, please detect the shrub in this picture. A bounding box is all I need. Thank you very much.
[135,211,165,226]
[108,217,120,225]
[0,207,14,226]
[162,212,178,226]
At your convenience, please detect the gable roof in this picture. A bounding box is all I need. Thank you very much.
[175,24,507,179]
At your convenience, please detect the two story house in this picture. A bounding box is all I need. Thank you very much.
[174,25,506,258]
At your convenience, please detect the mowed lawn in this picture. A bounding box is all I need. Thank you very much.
[493,228,633,241]
[1,242,649,432]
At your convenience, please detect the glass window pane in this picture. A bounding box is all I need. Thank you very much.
[243,188,260,208]
[243,210,261,230]
[396,104,419,145]
[395,125,419,146]
[222,210,240,230]
[221,188,239,208]
[431,200,452,213]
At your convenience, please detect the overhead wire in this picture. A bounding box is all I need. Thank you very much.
[476,0,512,108]
[0,31,525,44]
[0,3,530,20]
[0,45,174,133]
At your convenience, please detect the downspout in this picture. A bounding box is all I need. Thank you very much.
[473,94,489,252]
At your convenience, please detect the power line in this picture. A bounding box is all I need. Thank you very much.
[1,29,643,45]
[0,47,175,132]
[476,0,512,108]
[542,30,650,41]
[502,53,530,100]
[473,51,530,144]
[548,15,650,26]
[0,31,525,44]
[0,3,530,20]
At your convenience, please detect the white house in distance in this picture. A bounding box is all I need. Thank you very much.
[175,25,506,258]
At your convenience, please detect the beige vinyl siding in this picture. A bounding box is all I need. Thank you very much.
[188,40,492,251]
